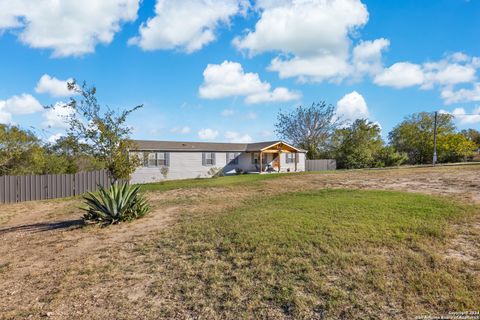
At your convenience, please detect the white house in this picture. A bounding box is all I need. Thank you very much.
[129,140,307,184]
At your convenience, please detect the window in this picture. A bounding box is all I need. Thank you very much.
[144,152,169,167]
[202,152,215,166]
[252,152,259,164]
[226,152,240,165]
[286,153,296,164]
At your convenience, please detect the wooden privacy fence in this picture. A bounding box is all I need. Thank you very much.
[305,159,336,171]
[0,170,118,204]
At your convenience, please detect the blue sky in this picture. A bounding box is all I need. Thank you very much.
[0,0,479,143]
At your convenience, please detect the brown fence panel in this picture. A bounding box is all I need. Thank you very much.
[305,159,336,171]
[0,170,119,204]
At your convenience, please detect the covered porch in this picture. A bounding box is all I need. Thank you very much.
[248,141,302,173]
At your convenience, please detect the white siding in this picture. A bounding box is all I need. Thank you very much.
[130,151,306,183]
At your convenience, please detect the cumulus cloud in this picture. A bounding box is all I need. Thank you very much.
[171,126,191,134]
[129,0,246,52]
[0,0,139,57]
[198,128,219,140]
[440,107,480,124]
[225,131,253,143]
[373,53,480,104]
[336,91,369,122]
[234,0,370,82]
[352,38,390,78]
[42,102,75,129]
[374,62,425,88]
[199,61,300,104]
[35,74,75,97]
[441,83,480,105]
[0,93,42,115]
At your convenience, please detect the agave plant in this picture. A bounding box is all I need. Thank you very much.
[82,183,149,225]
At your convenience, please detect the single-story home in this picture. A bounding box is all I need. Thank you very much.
[129,140,307,183]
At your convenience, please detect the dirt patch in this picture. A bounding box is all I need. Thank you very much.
[0,165,479,319]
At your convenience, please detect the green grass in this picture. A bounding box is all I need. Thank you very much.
[137,173,296,192]
[144,189,479,319]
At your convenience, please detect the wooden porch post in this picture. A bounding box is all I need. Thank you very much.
[295,152,297,172]
[278,152,281,172]
[259,152,263,173]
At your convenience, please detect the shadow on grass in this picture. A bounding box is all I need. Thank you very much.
[0,219,84,235]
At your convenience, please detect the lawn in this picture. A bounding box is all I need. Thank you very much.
[1,166,479,319]
[137,172,295,192]
[138,189,479,319]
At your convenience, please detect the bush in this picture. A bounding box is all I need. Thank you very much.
[82,183,149,225]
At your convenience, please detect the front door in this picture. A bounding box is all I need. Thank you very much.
[272,153,280,169]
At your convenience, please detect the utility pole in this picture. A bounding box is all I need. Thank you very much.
[433,111,438,166]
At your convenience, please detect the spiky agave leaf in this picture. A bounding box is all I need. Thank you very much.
[82,183,149,225]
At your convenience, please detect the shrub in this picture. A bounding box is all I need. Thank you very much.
[82,183,149,225]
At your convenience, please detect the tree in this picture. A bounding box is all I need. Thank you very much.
[48,81,142,181]
[0,124,45,175]
[437,133,477,162]
[389,112,455,164]
[275,102,341,159]
[460,129,480,147]
[46,136,104,173]
[332,120,406,169]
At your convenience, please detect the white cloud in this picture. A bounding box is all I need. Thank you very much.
[245,87,301,104]
[352,38,390,78]
[372,52,480,104]
[0,93,42,115]
[225,131,253,143]
[336,91,369,121]
[374,62,425,88]
[129,0,245,52]
[234,0,369,82]
[47,133,65,143]
[422,57,477,89]
[35,74,75,97]
[0,110,13,125]
[0,93,43,124]
[199,60,300,104]
[42,102,75,129]
[221,109,235,116]
[198,128,219,140]
[440,107,480,124]
[441,83,480,104]
[0,0,139,57]
[171,126,191,134]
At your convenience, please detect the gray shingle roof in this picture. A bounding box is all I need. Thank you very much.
[131,140,305,152]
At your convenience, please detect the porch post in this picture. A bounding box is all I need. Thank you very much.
[295,152,297,172]
[259,152,263,173]
[278,152,281,172]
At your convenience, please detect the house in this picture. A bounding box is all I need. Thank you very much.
[129,140,307,183]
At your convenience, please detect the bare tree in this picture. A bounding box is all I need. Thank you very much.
[275,102,341,159]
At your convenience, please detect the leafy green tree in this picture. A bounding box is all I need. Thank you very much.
[460,129,480,147]
[275,102,342,159]
[46,136,104,173]
[332,119,384,169]
[389,112,455,164]
[0,124,44,175]
[49,81,142,181]
[437,133,477,162]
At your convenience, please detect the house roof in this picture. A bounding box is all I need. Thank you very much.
[131,140,306,152]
